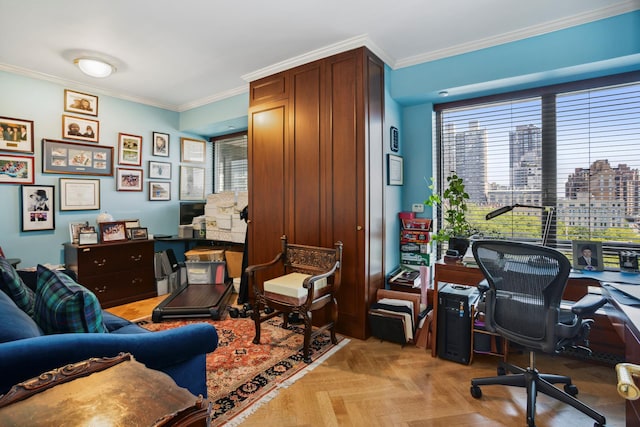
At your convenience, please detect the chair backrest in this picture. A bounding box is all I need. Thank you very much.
[281,236,343,279]
[472,240,572,353]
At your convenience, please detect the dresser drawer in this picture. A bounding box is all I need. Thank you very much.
[84,270,155,308]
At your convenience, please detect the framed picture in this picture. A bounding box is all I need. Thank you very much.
[69,221,89,244]
[62,115,99,143]
[148,160,171,179]
[124,219,140,229]
[129,227,148,240]
[181,137,206,163]
[152,132,170,157]
[116,168,143,191]
[149,181,171,201]
[64,89,98,117]
[387,154,403,186]
[572,240,603,271]
[78,231,99,245]
[180,166,205,200]
[59,178,100,211]
[0,155,34,184]
[99,221,128,243]
[0,116,34,153]
[118,133,143,166]
[20,185,55,232]
[43,139,113,176]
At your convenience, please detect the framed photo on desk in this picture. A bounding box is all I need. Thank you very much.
[572,240,603,271]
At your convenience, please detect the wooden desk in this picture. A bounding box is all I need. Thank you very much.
[432,261,625,359]
[0,353,209,426]
[602,285,640,425]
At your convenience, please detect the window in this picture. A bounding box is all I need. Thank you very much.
[211,132,247,193]
[435,72,640,267]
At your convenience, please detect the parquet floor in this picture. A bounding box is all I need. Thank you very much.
[108,296,626,427]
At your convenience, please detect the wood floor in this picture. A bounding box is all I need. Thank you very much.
[107,296,627,426]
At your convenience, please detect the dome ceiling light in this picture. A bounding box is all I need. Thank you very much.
[74,57,115,78]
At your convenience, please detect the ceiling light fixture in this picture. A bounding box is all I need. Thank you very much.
[74,57,115,78]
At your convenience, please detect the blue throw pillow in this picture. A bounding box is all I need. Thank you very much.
[33,265,107,334]
[0,256,35,316]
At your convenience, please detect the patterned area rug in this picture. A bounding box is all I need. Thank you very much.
[142,317,349,426]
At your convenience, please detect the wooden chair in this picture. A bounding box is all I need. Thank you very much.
[245,235,343,363]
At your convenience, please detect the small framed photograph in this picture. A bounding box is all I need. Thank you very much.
[100,221,128,243]
[21,185,55,232]
[181,137,206,163]
[387,154,403,186]
[152,132,170,157]
[78,232,99,245]
[149,181,171,201]
[124,219,140,229]
[118,133,143,166]
[116,168,143,191]
[0,155,34,184]
[0,116,34,153]
[572,240,603,271]
[129,227,148,240]
[149,160,171,179]
[62,115,99,143]
[180,165,205,200]
[64,89,98,117]
[59,178,100,211]
[69,221,89,244]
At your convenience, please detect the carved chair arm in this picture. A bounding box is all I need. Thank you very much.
[244,252,284,276]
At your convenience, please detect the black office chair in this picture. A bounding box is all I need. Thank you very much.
[469,240,608,427]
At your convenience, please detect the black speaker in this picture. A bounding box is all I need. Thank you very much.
[437,283,479,364]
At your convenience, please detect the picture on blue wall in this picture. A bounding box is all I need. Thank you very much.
[20,184,54,232]
[0,116,34,153]
[42,139,113,176]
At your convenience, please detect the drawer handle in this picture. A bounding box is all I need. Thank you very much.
[94,285,107,293]
[93,259,107,267]
[131,278,143,286]
[130,254,143,262]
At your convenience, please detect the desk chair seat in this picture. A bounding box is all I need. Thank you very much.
[469,240,608,427]
[246,235,342,363]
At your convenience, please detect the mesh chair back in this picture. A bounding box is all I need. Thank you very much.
[472,240,572,352]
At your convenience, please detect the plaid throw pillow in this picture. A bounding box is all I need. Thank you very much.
[33,265,107,334]
[0,256,35,316]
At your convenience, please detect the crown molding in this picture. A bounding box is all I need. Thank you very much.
[176,85,249,112]
[241,34,394,82]
[394,1,640,69]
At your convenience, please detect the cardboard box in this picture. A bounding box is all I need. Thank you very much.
[225,250,244,278]
[401,218,432,230]
[400,230,430,244]
[185,247,225,261]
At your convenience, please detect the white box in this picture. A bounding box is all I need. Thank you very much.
[185,260,226,284]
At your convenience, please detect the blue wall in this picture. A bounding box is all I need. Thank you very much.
[1,10,639,271]
[0,72,211,267]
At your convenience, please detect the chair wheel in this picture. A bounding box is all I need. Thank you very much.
[470,385,482,398]
[564,384,578,396]
[497,366,507,376]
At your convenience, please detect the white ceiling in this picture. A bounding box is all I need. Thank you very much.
[0,0,638,112]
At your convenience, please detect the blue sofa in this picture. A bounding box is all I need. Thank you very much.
[0,268,218,397]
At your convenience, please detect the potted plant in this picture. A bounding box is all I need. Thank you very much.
[424,172,475,255]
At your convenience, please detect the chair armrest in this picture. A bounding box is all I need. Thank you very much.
[303,262,339,288]
[571,294,608,317]
[0,323,218,394]
[245,252,283,276]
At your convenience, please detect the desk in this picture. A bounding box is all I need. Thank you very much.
[432,261,626,359]
[602,284,640,425]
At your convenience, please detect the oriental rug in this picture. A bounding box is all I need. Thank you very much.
[142,317,349,426]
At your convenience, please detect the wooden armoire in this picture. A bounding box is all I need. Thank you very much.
[247,47,385,339]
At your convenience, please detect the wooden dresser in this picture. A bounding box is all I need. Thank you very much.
[64,240,156,308]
